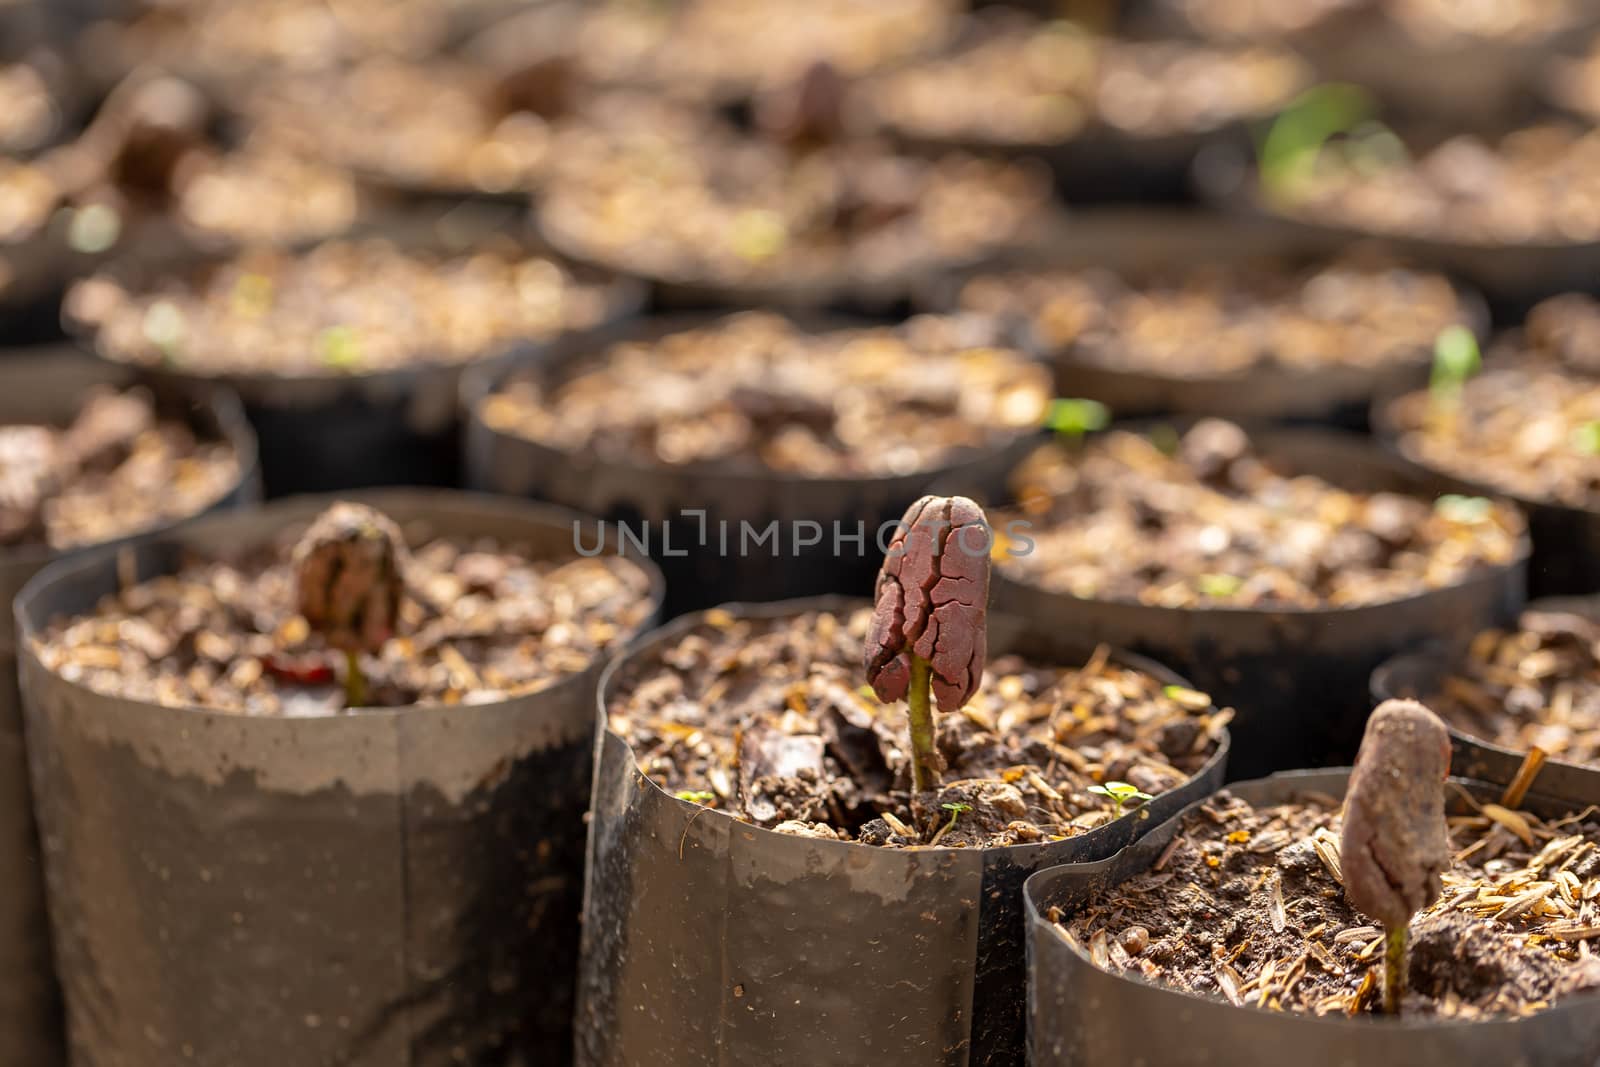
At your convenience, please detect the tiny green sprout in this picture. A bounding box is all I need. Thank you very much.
[1258,83,1376,201]
[1572,420,1600,456]
[317,325,363,370]
[1045,397,1111,442]
[1435,494,1492,525]
[1429,325,1481,400]
[1089,781,1154,819]
[1197,573,1243,599]
[675,790,716,805]
[929,801,973,846]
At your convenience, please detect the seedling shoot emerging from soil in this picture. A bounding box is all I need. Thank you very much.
[865,495,991,799]
[1258,83,1395,202]
[1339,698,1452,1015]
[1430,325,1481,406]
[1088,780,1153,819]
[1044,397,1110,443]
[292,501,408,708]
[1427,324,1481,433]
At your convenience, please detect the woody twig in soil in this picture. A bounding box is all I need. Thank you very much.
[865,495,990,822]
[292,501,407,709]
[1340,698,1453,1014]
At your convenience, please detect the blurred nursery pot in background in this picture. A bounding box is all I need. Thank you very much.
[0,347,257,1067]
[923,211,1484,430]
[1373,595,1600,802]
[15,489,662,1066]
[465,311,1051,616]
[63,210,644,496]
[1374,294,1600,598]
[967,418,1528,778]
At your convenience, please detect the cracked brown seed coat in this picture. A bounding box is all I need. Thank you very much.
[292,502,407,655]
[865,495,990,711]
[1341,698,1453,930]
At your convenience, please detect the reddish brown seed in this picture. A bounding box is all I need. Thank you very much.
[1340,698,1453,930]
[291,502,407,655]
[865,494,990,712]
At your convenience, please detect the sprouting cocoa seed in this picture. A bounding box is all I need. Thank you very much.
[1340,699,1453,929]
[865,494,990,713]
[292,502,408,656]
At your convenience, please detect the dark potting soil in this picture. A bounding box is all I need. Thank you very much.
[67,236,619,376]
[538,108,1053,289]
[957,254,1467,376]
[860,14,1306,145]
[479,310,1051,476]
[993,419,1525,608]
[1386,294,1600,512]
[1427,606,1600,768]
[1055,788,1600,1020]
[0,385,240,551]
[33,516,655,714]
[606,606,1227,847]
[1271,124,1600,247]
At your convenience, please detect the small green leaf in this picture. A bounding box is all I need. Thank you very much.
[1197,573,1243,599]
[675,790,716,804]
[1572,421,1600,456]
[1430,326,1481,394]
[1436,494,1492,525]
[941,802,973,814]
[1044,397,1111,439]
[1258,83,1375,199]
[317,325,364,369]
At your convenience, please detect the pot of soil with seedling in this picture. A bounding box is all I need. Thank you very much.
[968,416,1528,778]
[466,310,1052,616]
[15,489,662,1067]
[578,495,1231,1066]
[1375,294,1600,597]
[0,348,256,1067]
[534,73,1056,313]
[924,211,1483,428]
[855,10,1308,204]
[1026,700,1600,1067]
[63,213,643,496]
[1373,595,1600,804]
[1213,88,1600,318]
